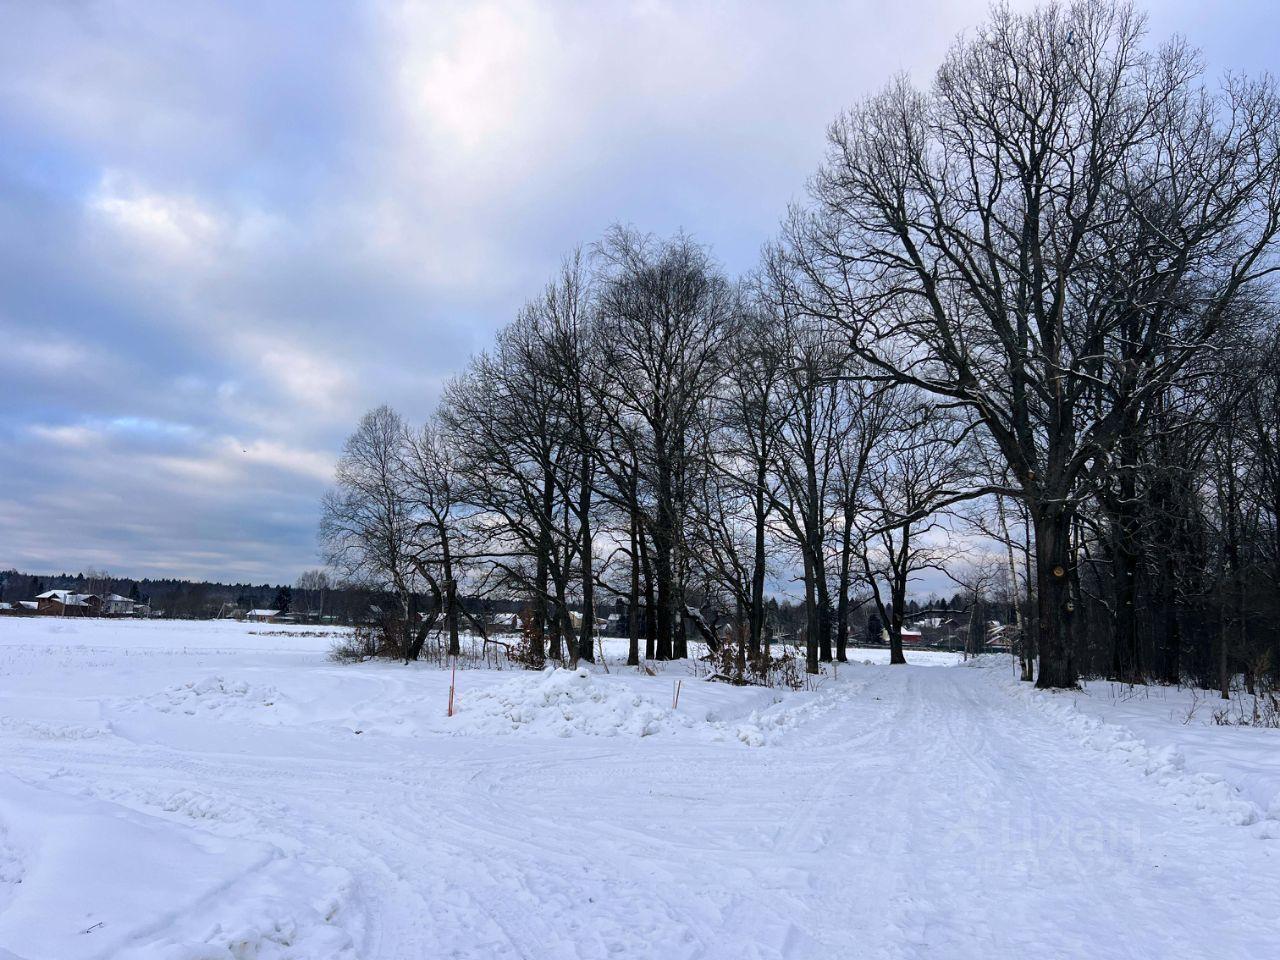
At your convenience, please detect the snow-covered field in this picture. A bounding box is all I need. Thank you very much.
[1,618,1278,959]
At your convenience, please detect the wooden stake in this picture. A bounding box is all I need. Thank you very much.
[447,659,457,717]
[672,678,682,710]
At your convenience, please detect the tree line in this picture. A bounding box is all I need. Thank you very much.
[320,0,1280,691]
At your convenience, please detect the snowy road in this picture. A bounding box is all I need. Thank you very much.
[1,621,1278,959]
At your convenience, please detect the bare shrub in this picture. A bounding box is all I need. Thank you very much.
[1211,689,1280,728]
[507,625,546,670]
[329,627,380,663]
[700,640,808,691]
[749,649,807,691]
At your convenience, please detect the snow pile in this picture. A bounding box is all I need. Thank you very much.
[139,676,282,718]
[1005,675,1274,829]
[726,713,785,748]
[0,716,112,740]
[451,667,698,739]
[117,861,358,960]
[78,778,253,827]
[448,666,836,746]
[726,687,855,746]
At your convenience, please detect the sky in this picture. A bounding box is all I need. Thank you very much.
[2,1,1277,585]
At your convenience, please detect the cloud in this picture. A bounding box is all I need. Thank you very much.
[394,1,559,160]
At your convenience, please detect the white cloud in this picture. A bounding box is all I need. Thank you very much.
[227,438,335,484]
[393,1,559,160]
[89,171,224,259]
[27,424,98,448]
[4,339,97,377]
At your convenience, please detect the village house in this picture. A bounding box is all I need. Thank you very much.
[488,611,523,633]
[102,594,136,616]
[985,622,1017,652]
[245,608,281,623]
[34,590,102,616]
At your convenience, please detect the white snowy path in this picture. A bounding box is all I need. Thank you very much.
[1,623,1278,958]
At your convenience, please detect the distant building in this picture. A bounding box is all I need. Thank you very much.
[489,611,523,633]
[985,622,1017,652]
[35,590,102,616]
[102,594,135,616]
[245,609,281,623]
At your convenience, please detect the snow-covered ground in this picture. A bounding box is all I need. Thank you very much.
[1,618,1278,959]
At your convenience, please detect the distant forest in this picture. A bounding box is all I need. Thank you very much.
[0,567,973,636]
[0,568,507,622]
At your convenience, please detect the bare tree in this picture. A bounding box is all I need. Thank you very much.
[859,396,969,665]
[753,291,852,673]
[319,406,418,657]
[295,569,331,619]
[401,416,475,658]
[440,312,580,666]
[594,228,737,660]
[789,0,1280,686]
[707,300,789,662]
[539,252,603,663]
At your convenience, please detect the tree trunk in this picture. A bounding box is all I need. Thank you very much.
[627,506,641,667]
[654,537,674,661]
[639,531,657,661]
[1158,549,1182,685]
[1020,512,1036,682]
[749,464,767,661]
[1219,458,1242,700]
[803,550,819,674]
[994,494,1028,679]
[1107,448,1142,683]
[442,541,461,658]
[888,588,906,666]
[1219,607,1231,701]
[1161,592,1182,687]
[577,457,595,663]
[735,599,747,676]
[1033,504,1078,689]
[816,565,833,663]
[674,576,689,661]
[444,577,461,658]
[531,472,554,664]
[836,514,853,663]
[550,558,571,664]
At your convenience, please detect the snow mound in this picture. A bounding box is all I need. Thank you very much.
[451,667,697,739]
[86,780,253,826]
[140,676,282,718]
[728,691,848,747]
[118,862,358,960]
[449,667,833,746]
[1006,676,1272,829]
[0,716,112,740]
